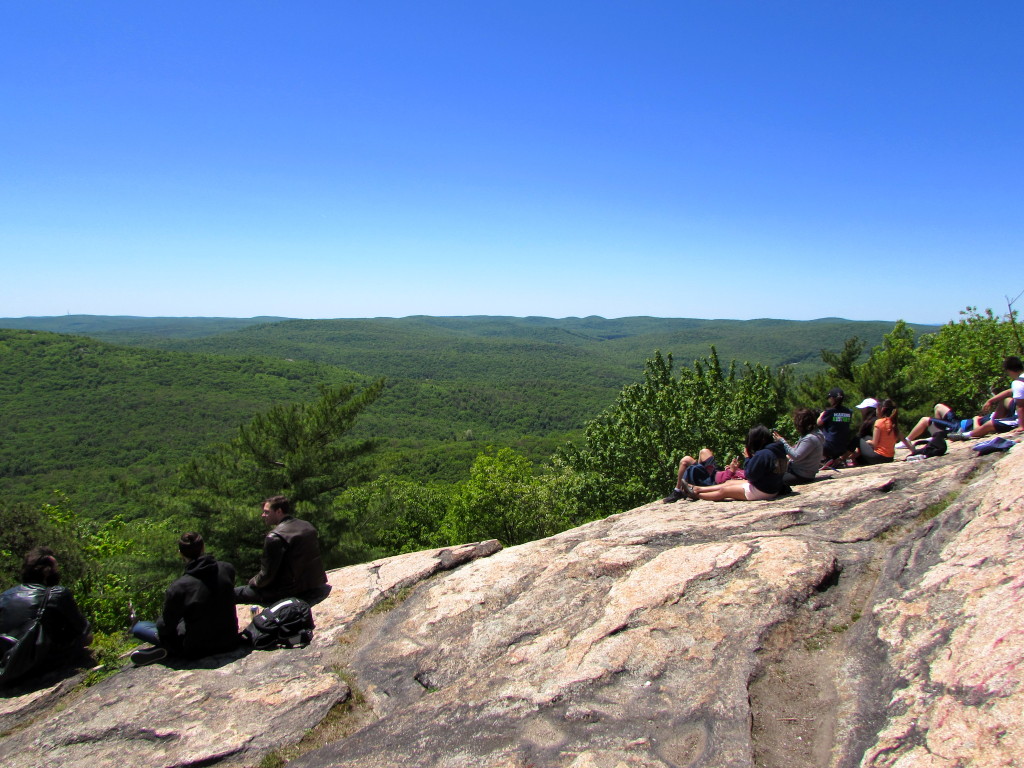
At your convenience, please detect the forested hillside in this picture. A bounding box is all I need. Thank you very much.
[1,315,932,378]
[0,315,287,343]
[0,330,361,514]
[0,317,932,513]
[91,315,930,378]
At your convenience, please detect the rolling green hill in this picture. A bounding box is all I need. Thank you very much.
[0,316,938,518]
[0,315,288,343]
[0,330,360,514]
[13,314,932,380]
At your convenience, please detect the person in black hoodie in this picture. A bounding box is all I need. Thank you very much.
[682,425,789,502]
[130,532,239,666]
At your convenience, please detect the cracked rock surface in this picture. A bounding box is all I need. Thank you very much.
[2,444,1022,768]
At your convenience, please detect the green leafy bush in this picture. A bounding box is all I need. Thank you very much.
[555,349,787,514]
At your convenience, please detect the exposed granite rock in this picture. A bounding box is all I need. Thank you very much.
[289,446,1007,768]
[860,446,1024,768]
[1,445,1021,768]
[0,540,501,767]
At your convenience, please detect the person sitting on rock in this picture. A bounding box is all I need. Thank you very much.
[858,399,914,464]
[949,356,1024,441]
[234,495,331,607]
[0,547,92,685]
[679,425,788,502]
[818,388,853,469]
[843,397,879,464]
[130,532,240,667]
[773,407,824,485]
[663,448,717,502]
[664,450,750,502]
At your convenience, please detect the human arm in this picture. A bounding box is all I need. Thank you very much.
[156,584,185,652]
[51,588,92,647]
[249,533,286,589]
[773,431,795,456]
[867,421,881,448]
[982,388,1012,414]
[788,434,823,465]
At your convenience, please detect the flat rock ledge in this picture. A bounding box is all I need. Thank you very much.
[2,443,1022,768]
[0,540,501,767]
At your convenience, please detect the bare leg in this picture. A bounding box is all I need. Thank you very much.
[691,478,748,502]
[674,448,714,489]
[906,415,933,442]
[969,420,997,439]
[675,456,696,488]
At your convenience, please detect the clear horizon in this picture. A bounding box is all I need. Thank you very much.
[2,3,1020,325]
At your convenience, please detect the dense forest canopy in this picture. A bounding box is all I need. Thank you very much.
[0,315,934,509]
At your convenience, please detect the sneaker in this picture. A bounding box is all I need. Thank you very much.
[663,488,685,503]
[682,483,701,501]
[130,646,168,667]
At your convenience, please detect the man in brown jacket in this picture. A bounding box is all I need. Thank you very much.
[234,495,330,606]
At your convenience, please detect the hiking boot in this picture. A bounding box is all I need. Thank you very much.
[130,646,168,667]
[663,488,685,503]
[681,483,700,501]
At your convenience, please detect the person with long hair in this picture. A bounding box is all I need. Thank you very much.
[774,407,824,484]
[860,399,914,464]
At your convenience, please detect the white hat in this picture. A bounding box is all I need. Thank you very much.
[855,397,878,410]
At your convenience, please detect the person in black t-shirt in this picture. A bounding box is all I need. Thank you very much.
[817,387,853,464]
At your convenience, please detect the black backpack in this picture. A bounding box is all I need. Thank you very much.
[242,597,314,650]
[911,434,947,458]
[0,588,53,686]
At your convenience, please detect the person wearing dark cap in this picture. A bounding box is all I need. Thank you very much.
[817,387,853,468]
[130,532,239,666]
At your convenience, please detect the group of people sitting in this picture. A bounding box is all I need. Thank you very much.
[663,355,1024,505]
[0,495,330,685]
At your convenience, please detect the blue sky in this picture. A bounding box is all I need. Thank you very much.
[2,2,1019,323]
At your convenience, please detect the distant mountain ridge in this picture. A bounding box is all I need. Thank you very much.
[0,314,939,378]
[0,315,288,341]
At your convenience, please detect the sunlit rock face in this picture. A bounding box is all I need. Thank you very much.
[2,444,1021,768]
